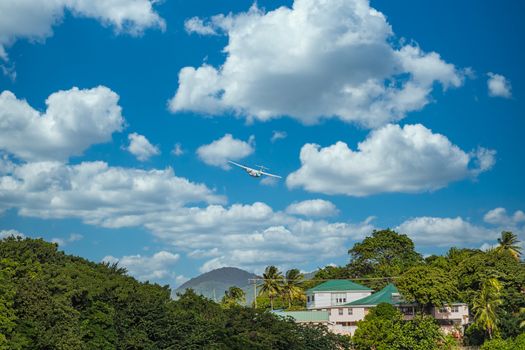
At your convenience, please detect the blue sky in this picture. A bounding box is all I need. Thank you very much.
[0,0,524,288]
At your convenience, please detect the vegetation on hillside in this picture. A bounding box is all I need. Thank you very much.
[0,237,350,349]
[256,229,525,348]
[1,228,524,349]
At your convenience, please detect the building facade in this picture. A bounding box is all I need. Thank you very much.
[279,280,469,337]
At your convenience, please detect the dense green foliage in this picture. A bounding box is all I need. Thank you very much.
[220,286,246,308]
[313,229,524,346]
[0,237,350,349]
[347,229,423,288]
[352,303,447,350]
[2,228,524,349]
[397,265,458,309]
[480,333,525,350]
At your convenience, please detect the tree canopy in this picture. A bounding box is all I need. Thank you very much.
[0,237,350,349]
[347,229,423,283]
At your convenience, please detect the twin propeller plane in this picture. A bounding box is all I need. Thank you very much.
[228,161,282,179]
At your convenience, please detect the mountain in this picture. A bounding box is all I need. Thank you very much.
[175,267,259,304]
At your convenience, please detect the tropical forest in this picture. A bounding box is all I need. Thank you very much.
[1,229,524,349]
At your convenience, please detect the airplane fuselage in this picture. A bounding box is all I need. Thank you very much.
[246,169,262,177]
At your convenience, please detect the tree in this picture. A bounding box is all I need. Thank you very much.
[352,303,405,350]
[353,303,445,350]
[521,307,525,328]
[397,266,458,311]
[347,229,423,282]
[281,269,304,308]
[496,231,521,261]
[221,286,246,308]
[472,278,503,339]
[259,266,284,310]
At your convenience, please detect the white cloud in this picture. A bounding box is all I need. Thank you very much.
[0,160,224,225]
[397,216,492,247]
[171,143,184,156]
[103,251,183,284]
[140,202,375,273]
[260,176,279,187]
[286,199,339,218]
[126,133,160,161]
[169,0,463,127]
[0,229,25,239]
[287,124,495,196]
[197,134,255,169]
[0,0,165,61]
[0,87,124,161]
[184,17,217,35]
[483,207,525,226]
[51,233,83,246]
[487,73,512,98]
[398,207,525,249]
[271,130,287,143]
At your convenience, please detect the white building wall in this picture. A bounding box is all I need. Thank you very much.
[327,307,367,323]
[432,304,469,326]
[310,292,332,308]
[345,292,372,303]
[307,291,372,309]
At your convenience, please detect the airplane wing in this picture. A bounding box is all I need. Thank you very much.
[228,160,252,171]
[261,171,282,179]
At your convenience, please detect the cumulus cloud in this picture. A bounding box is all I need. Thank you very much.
[287,124,495,196]
[0,229,25,239]
[169,0,463,127]
[487,73,512,98]
[126,133,160,161]
[397,216,492,247]
[0,160,224,225]
[184,17,217,35]
[483,207,525,226]
[0,86,124,162]
[398,207,525,249]
[0,0,165,61]
[103,251,184,285]
[197,134,255,169]
[271,131,287,143]
[140,202,375,273]
[286,199,339,217]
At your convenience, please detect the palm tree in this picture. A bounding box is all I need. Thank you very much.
[221,286,246,308]
[496,231,521,260]
[259,265,283,310]
[282,269,304,308]
[472,278,503,339]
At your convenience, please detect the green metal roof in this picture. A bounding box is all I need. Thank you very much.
[273,310,329,322]
[306,279,372,292]
[345,283,401,306]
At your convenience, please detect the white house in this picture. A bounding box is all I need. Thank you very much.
[279,280,469,337]
[306,279,373,309]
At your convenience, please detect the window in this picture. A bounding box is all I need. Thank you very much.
[338,308,344,315]
[439,307,448,313]
[348,308,353,315]
[332,293,347,305]
[312,295,315,302]
[307,296,310,303]
[451,305,459,313]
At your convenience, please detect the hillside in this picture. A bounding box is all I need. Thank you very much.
[175,267,259,304]
[0,236,349,349]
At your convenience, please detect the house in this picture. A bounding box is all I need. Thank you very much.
[278,280,469,337]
